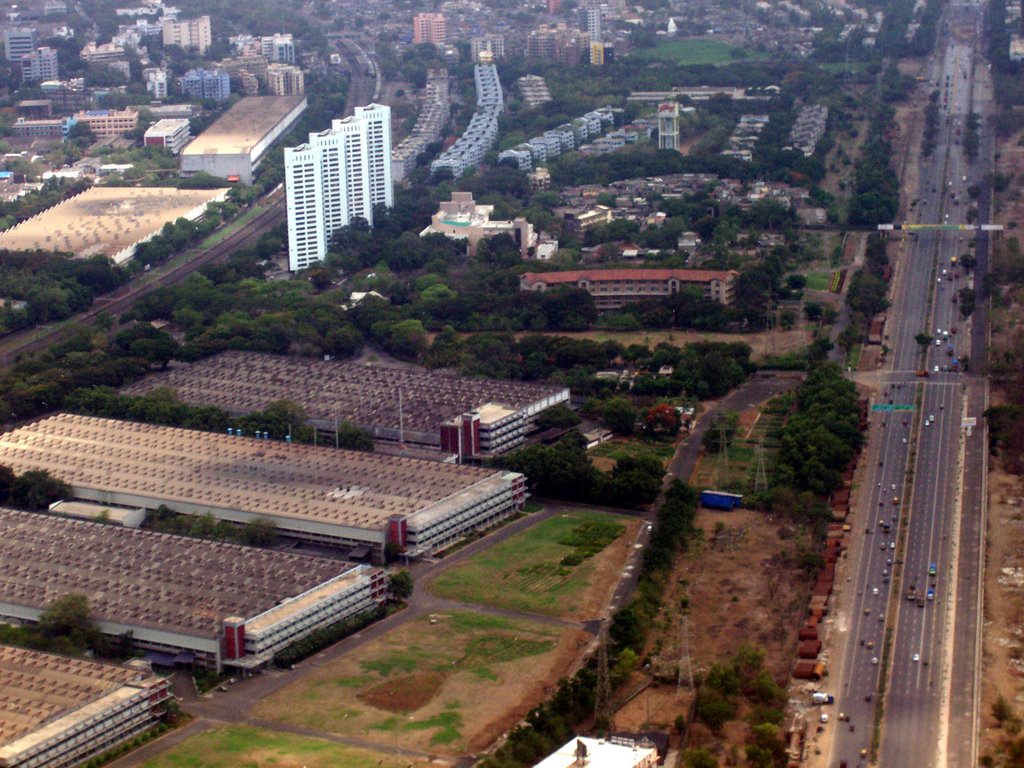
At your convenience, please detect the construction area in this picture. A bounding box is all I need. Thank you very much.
[0,646,170,768]
[123,350,569,457]
[0,186,229,263]
[0,413,527,558]
[0,507,386,671]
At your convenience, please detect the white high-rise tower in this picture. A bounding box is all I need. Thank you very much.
[285,104,393,272]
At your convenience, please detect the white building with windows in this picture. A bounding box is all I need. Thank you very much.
[284,104,393,271]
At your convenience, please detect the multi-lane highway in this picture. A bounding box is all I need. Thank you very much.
[827,3,990,766]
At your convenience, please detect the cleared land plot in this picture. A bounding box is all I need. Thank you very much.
[803,272,832,291]
[590,437,678,470]
[0,186,227,259]
[690,394,789,492]
[428,509,638,619]
[632,39,762,65]
[252,612,586,754]
[139,725,433,768]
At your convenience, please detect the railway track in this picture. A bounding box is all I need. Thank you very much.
[0,195,286,367]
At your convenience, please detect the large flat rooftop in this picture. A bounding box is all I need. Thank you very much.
[181,96,305,157]
[0,506,355,639]
[0,646,151,754]
[122,350,567,435]
[0,414,504,528]
[0,186,228,259]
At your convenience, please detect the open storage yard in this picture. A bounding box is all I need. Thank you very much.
[251,612,585,754]
[139,725,435,768]
[428,509,639,619]
[0,186,228,262]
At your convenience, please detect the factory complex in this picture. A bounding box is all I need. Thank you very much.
[0,646,170,768]
[123,350,569,458]
[180,95,307,184]
[0,507,387,671]
[0,414,527,558]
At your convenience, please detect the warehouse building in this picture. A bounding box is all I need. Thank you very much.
[0,646,170,768]
[0,507,388,670]
[180,95,307,184]
[123,350,569,457]
[0,414,528,558]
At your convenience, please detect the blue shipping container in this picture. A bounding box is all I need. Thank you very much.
[700,490,744,510]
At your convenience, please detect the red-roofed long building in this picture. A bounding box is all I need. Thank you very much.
[520,268,739,311]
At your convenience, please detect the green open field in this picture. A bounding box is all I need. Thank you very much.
[140,725,432,768]
[252,612,573,754]
[590,436,679,466]
[631,38,763,66]
[427,509,634,618]
[803,272,833,291]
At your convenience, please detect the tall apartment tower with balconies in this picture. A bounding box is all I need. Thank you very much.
[413,13,446,45]
[285,104,392,271]
[657,102,680,151]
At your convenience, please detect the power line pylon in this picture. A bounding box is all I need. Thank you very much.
[754,436,768,493]
[595,623,613,729]
[677,613,694,697]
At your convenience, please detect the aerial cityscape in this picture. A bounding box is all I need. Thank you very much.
[0,0,1017,765]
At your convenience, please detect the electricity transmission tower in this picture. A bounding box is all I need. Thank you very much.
[754,436,768,493]
[716,415,730,485]
[595,623,612,728]
[677,614,694,697]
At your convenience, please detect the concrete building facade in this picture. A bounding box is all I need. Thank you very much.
[421,191,536,258]
[180,68,230,101]
[162,15,212,54]
[266,63,305,95]
[4,28,36,61]
[284,104,392,271]
[413,12,446,45]
[181,95,307,184]
[0,506,388,671]
[73,108,138,137]
[520,268,739,310]
[657,102,680,151]
[20,47,58,83]
[430,64,502,178]
[0,647,170,768]
[144,118,191,154]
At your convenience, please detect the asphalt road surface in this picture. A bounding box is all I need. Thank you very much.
[828,4,990,766]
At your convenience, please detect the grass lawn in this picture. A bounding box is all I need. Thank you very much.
[803,272,833,291]
[632,38,762,66]
[140,725,432,768]
[590,436,678,466]
[428,509,633,618]
[252,612,573,754]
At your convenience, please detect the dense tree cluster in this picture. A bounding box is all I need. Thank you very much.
[774,362,863,495]
[0,593,116,658]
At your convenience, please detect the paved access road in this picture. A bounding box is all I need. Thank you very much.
[828,3,990,766]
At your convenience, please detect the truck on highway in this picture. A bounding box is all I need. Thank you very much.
[811,692,835,704]
[907,585,917,601]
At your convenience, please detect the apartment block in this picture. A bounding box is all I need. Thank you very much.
[21,47,59,83]
[4,28,36,61]
[73,108,138,137]
[163,15,212,54]
[413,12,446,45]
[471,35,505,62]
[266,63,305,95]
[285,104,393,270]
[180,68,231,101]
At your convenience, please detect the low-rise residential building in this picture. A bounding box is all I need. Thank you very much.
[421,192,536,257]
[41,79,92,112]
[562,205,613,237]
[80,41,127,63]
[144,118,191,154]
[74,108,138,137]
[144,68,168,98]
[430,64,502,178]
[787,103,828,156]
[520,267,739,310]
[517,74,552,107]
[392,68,449,181]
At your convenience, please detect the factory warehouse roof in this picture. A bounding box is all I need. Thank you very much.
[0,507,359,640]
[0,414,510,529]
[122,350,567,435]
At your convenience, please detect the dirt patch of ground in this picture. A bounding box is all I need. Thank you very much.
[993,125,1024,227]
[358,672,447,713]
[980,457,1024,758]
[615,684,692,732]
[253,612,589,755]
[428,329,811,361]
